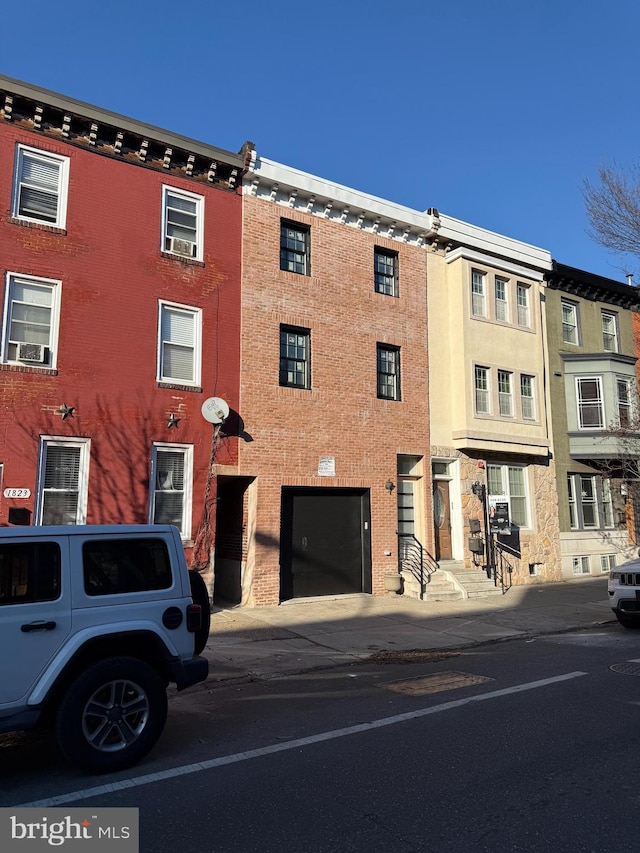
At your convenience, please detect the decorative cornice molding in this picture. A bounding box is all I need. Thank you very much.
[0,74,251,192]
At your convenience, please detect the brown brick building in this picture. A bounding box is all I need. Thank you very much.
[211,157,435,606]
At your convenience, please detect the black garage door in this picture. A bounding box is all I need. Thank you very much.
[280,488,372,600]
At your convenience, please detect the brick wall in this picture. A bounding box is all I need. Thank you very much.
[239,197,432,605]
[0,123,242,532]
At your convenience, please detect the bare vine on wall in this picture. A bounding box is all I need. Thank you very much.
[190,424,222,573]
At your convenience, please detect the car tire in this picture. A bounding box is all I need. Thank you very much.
[616,614,640,629]
[189,569,211,655]
[56,657,168,774]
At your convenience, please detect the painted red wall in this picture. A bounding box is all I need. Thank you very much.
[0,123,241,534]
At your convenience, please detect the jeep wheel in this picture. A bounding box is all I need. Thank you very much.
[189,569,211,655]
[56,657,168,774]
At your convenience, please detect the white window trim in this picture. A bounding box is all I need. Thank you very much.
[161,185,204,261]
[149,442,193,540]
[520,373,536,421]
[575,375,605,430]
[602,310,619,353]
[1,271,62,369]
[35,437,90,525]
[562,299,580,345]
[474,365,491,415]
[497,369,514,417]
[494,276,509,323]
[157,300,202,387]
[487,463,531,530]
[516,283,531,328]
[12,144,70,229]
[471,269,486,318]
[572,555,590,575]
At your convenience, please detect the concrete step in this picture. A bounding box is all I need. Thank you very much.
[438,565,505,598]
[400,570,464,602]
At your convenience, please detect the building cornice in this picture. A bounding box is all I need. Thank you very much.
[444,246,547,281]
[0,74,253,192]
[547,261,640,310]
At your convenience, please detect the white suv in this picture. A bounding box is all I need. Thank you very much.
[0,524,210,773]
[608,556,640,628]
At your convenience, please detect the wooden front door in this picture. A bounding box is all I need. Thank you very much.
[433,480,452,560]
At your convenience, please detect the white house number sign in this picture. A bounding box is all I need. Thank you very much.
[3,488,31,499]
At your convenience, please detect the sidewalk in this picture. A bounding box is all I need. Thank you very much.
[204,577,614,684]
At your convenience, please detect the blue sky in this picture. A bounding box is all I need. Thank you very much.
[4,0,639,280]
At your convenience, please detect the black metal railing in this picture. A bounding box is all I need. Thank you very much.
[493,540,518,594]
[397,534,438,600]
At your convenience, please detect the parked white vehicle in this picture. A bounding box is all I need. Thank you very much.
[0,524,210,773]
[608,557,640,628]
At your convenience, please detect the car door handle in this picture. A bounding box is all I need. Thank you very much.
[21,620,57,632]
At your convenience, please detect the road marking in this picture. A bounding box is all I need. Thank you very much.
[14,670,587,808]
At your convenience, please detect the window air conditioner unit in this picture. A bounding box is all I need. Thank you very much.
[168,237,195,258]
[17,342,45,363]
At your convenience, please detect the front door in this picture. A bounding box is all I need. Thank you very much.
[280,488,371,600]
[433,480,452,560]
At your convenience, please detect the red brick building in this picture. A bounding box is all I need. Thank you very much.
[213,157,434,606]
[0,75,250,564]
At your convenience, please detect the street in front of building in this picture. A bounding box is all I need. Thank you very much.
[2,609,639,852]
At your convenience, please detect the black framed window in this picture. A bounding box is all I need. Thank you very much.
[280,326,310,388]
[374,248,398,296]
[377,344,401,400]
[280,220,310,275]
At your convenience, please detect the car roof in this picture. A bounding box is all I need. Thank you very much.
[0,524,178,538]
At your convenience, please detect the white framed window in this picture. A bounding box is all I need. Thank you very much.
[149,443,193,539]
[495,277,509,322]
[572,556,590,575]
[161,186,204,260]
[474,365,490,414]
[516,283,530,328]
[36,437,90,525]
[617,377,632,427]
[601,554,617,573]
[157,301,202,386]
[498,369,513,417]
[602,310,619,353]
[487,463,529,528]
[12,145,69,229]
[520,374,536,420]
[1,272,62,368]
[567,473,614,530]
[471,269,486,317]
[576,376,604,429]
[562,300,579,344]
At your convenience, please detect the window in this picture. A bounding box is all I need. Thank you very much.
[280,326,310,389]
[516,284,530,328]
[150,444,192,538]
[12,145,69,228]
[474,366,490,414]
[602,310,619,353]
[562,300,579,344]
[471,269,486,317]
[374,248,398,296]
[498,370,513,417]
[487,463,529,528]
[280,220,310,275]
[601,554,617,573]
[2,273,61,368]
[520,374,536,420]
[157,302,201,386]
[617,377,632,427]
[0,541,60,604]
[83,538,172,596]
[377,344,401,400]
[36,438,90,525]
[572,556,590,575]
[162,187,204,260]
[567,473,615,530]
[495,277,509,322]
[576,377,604,429]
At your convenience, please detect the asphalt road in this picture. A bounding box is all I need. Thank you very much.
[3,625,640,852]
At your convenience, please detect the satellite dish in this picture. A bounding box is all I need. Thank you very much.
[201,397,230,424]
